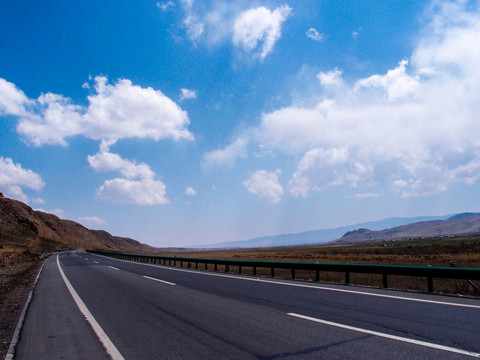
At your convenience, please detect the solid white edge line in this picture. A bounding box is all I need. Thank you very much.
[287,313,480,358]
[142,276,176,286]
[57,255,125,360]
[94,254,480,310]
[108,266,119,271]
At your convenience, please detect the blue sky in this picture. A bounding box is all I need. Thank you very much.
[1,0,480,247]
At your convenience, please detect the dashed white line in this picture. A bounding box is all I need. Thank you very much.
[143,276,176,286]
[287,313,480,358]
[108,266,120,271]
[57,255,125,360]
[93,261,99,264]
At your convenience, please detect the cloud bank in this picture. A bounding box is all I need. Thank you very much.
[88,140,169,205]
[1,76,193,146]
[0,157,44,202]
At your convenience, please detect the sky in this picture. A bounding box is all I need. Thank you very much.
[1,0,480,247]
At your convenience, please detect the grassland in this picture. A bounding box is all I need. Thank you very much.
[162,236,480,296]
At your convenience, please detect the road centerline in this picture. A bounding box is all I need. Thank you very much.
[287,313,480,358]
[142,275,176,286]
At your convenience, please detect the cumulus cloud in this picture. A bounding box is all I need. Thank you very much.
[202,137,249,169]
[179,88,198,101]
[243,169,283,203]
[306,28,325,42]
[0,157,44,202]
[0,78,32,117]
[233,5,292,59]
[88,141,169,205]
[317,68,343,88]
[185,187,197,195]
[78,216,107,226]
[96,178,169,205]
[256,1,480,198]
[355,59,420,101]
[87,139,155,179]
[3,76,193,146]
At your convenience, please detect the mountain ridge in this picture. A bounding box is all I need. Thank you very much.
[0,197,154,254]
[193,214,453,249]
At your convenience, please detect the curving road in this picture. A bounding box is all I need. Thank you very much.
[15,250,480,359]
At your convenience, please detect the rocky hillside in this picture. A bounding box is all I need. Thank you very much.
[334,213,480,244]
[0,197,154,255]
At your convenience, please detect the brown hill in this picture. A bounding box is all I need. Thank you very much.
[0,197,154,255]
[334,213,480,244]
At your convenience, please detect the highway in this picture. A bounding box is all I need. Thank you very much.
[15,250,480,359]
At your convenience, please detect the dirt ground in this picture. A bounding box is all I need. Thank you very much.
[0,259,44,359]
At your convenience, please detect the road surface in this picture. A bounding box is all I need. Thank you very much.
[15,250,480,359]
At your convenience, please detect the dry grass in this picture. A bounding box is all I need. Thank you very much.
[155,236,480,296]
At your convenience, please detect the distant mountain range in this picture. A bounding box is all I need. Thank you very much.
[0,197,154,255]
[334,212,480,244]
[194,214,456,249]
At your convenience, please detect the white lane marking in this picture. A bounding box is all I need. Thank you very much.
[143,276,176,286]
[93,261,99,264]
[108,266,120,271]
[95,255,480,310]
[57,255,125,360]
[288,313,480,358]
[85,258,89,260]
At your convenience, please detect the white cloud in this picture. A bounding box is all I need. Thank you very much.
[157,1,174,11]
[202,137,249,169]
[353,192,379,199]
[78,216,107,226]
[256,2,480,198]
[87,139,155,179]
[355,59,420,101]
[233,5,292,60]
[317,68,343,88]
[36,208,65,218]
[185,187,197,196]
[0,157,44,203]
[0,78,31,117]
[88,141,169,205]
[96,178,169,205]
[5,76,193,146]
[180,88,198,101]
[306,28,325,42]
[288,147,372,197]
[243,169,284,203]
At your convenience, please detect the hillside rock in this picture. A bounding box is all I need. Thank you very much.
[0,197,153,254]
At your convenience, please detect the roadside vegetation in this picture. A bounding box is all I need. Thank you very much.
[163,236,480,296]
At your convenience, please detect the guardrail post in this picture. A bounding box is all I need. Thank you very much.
[204,262,207,270]
[291,268,295,279]
[253,266,257,276]
[215,263,218,271]
[345,271,350,285]
[271,267,275,278]
[315,270,320,282]
[383,273,388,288]
[225,264,229,273]
[238,265,242,274]
[428,276,433,293]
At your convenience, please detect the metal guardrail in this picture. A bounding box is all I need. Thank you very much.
[88,250,480,293]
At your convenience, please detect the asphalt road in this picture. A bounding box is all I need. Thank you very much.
[15,250,480,359]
